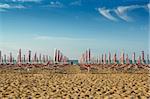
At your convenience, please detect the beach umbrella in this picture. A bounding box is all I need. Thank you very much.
[141,51,145,64]
[126,54,130,64]
[101,54,104,64]
[9,52,13,64]
[34,53,37,63]
[132,52,136,64]
[137,56,141,64]
[0,50,1,64]
[104,53,106,64]
[89,49,91,63]
[18,49,22,64]
[121,51,125,64]
[4,54,7,64]
[85,50,87,63]
[54,49,57,63]
[39,53,42,63]
[147,54,149,64]
[113,53,117,64]
[28,50,31,63]
[57,50,60,62]
[108,52,111,64]
[23,55,26,63]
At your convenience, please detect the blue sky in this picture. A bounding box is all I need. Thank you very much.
[0,0,149,59]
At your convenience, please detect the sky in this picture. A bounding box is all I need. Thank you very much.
[0,0,149,59]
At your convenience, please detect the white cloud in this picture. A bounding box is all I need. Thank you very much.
[115,8,131,22]
[97,4,148,22]
[9,0,41,2]
[98,8,118,21]
[49,1,64,8]
[115,5,145,21]
[0,4,10,9]
[148,3,150,9]
[0,3,25,9]
[34,35,93,41]
[14,5,25,8]
[70,0,81,6]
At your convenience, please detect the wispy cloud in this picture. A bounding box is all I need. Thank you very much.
[34,35,93,41]
[0,3,25,10]
[49,1,64,8]
[148,3,150,9]
[6,0,42,2]
[98,8,118,21]
[70,0,81,6]
[114,6,132,22]
[0,4,10,9]
[97,4,149,22]
[115,5,146,21]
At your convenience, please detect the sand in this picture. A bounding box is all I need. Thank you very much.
[0,65,150,99]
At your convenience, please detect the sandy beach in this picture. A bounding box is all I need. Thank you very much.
[0,65,150,99]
